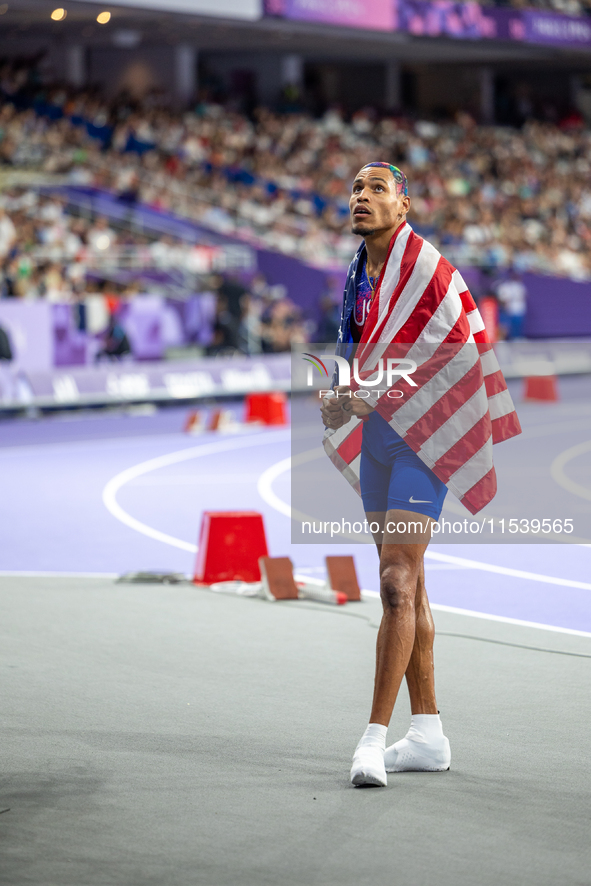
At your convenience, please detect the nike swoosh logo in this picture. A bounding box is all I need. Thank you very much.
[409,496,432,503]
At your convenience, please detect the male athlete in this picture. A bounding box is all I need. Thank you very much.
[321,162,520,787]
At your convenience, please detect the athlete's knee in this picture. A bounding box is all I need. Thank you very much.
[379,562,416,613]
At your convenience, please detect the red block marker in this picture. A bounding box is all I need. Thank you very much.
[325,556,361,601]
[245,392,288,426]
[524,375,559,402]
[194,511,269,584]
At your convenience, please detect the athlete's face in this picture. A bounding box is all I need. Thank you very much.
[349,167,411,237]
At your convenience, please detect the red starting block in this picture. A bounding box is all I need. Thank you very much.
[184,410,205,434]
[194,511,268,584]
[524,375,559,402]
[259,556,299,600]
[245,392,288,426]
[207,408,236,432]
[325,556,361,601]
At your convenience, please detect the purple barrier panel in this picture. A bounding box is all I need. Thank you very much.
[171,294,216,347]
[161,301,186,349]
[52,304,88,367]
[0,301,54,372]
[264,0,395,30]
[257,248,336,322]
[24,353,292,404]
[457,266,484,298]
[522,9,591,47]
[120,296,164,361]
[523,273,591,338]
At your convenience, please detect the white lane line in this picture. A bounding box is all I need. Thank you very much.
[550,438,591,503]
[428,602,591,638]
[0,570,119,578]
[423,551,591,591]
[256,449,325,522]
[258,452,591,592]
[360,589,591,639]
[102,430,290,553]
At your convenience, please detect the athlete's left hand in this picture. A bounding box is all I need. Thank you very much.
[340,386,376,417]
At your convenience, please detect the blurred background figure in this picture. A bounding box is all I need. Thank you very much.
[0,321,12,361]
[497,271,528,340]
[95,312,131,362]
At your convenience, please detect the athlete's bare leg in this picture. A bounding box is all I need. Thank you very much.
[350,509,449,782]
[366,509,435,726]
[405,561,438,715]
[349,509,438,785]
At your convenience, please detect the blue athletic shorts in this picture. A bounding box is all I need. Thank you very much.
[360,411,447,521]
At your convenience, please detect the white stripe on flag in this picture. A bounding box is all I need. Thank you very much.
[376,223,412,322]
[418,385,489,467]
[467,309,485,334]
[410,280,462,351]
[363,234,446,376]
[488,389,516,421]
[340,454,361,492]
[480,349,500,377]
[378,238,441,344]
[448,438,493,497]
[391,342,480,435]
[452,269,468,293]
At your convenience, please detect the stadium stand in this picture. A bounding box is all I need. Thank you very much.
[2,80,591,280]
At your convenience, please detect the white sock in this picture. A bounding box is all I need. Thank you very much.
[384,714,450,773]
[350,723,388,787]
[357,723,388,750]
[405,714,444,744]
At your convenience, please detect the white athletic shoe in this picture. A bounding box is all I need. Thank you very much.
[350,745,388,787]
[384,734,451,772]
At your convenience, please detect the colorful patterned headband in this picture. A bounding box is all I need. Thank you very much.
[362,162,408,196]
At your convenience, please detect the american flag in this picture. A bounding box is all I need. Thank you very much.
[323,222,522,516]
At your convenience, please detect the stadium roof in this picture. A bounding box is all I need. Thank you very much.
[2,0,591,67]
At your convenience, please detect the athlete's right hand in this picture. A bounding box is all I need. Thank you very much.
[320,390,351,430]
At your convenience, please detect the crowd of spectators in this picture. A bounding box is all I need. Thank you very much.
[1,86,590,282]
[1,73,591,358]
[0,185,312,354]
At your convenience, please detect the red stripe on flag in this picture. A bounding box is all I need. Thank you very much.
[484,369,508,398]
[432,414,492,483]
[374,344,455,424]
[404,359,484,450]
[460,466,497,516]
[459,290,476,314]
[394,257,454,344]
[335,422,364,466]
[363,230,424,344]
[492,410,522,444]
[473,329,489,344]
[376,315,472,423]
[442,312,471,344]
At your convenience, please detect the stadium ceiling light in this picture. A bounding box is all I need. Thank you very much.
[50,7,67,20]
[96,11,111,23]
